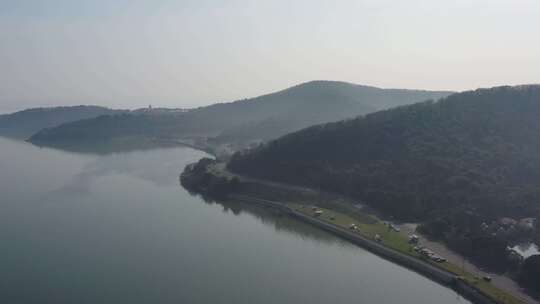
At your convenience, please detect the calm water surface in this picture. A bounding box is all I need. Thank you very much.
[0,137,469,304]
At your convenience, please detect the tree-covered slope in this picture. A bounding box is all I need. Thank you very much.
[228,85,540,221]
[29,81,452,147]
[0,105,126,139]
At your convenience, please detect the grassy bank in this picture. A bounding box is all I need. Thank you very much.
[290,204,524,304]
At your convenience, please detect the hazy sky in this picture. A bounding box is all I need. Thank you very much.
[1,0,539,113]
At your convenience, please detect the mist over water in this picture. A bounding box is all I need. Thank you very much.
[0,137,468,304]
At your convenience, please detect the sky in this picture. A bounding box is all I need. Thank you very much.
[1,0,539,113]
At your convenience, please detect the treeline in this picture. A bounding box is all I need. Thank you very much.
[229,85,540,221]
[0,105,125,139]
[181,158,240,198]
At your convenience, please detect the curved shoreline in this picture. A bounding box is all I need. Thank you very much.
[229,195,502,304]
[180,159,529,304]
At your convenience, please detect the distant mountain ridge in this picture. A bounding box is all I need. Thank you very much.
[29,81,452,152]
[0,105,126,139]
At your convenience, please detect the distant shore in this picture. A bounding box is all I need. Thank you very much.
[27,136,220,156]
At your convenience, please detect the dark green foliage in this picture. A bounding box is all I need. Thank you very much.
[228,85,540,221]
[180,158,240,198]
[0,106,125,139]
[418,218,450,240]
[518,255,540,291]
[446,233,509,271]
[28,81,451,146]
[228,85,540,272]
[31,113,192,143]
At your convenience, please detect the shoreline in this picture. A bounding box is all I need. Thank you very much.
[26,136,221,157]
[398,223,538,304]
[229,195,511,304]
[180,160,530,304]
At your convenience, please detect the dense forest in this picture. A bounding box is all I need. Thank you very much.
[518,255,540,291]
[228,85,540,272]
[29,81,451,149]
[0,106,126,139]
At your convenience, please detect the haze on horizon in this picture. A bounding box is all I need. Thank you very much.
[1,0,539,113]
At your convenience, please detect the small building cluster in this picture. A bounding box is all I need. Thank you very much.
[480,217,536,240]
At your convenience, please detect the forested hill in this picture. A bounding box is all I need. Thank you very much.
[28,81,451,148]
[0,106,126,139]
[228,85,540,221]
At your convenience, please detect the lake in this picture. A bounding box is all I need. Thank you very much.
[0,137,469,304]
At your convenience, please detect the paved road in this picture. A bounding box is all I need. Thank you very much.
[398,223,538,304]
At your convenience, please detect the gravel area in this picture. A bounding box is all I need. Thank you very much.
[398,223,539,304]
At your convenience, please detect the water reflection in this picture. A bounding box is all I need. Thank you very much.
[1,137,470,304]
[185,190,360,248]
[29,140,184,156]
[48,146,207,198]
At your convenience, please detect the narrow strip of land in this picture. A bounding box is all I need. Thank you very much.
[183,161,531,304]
[230,194,525,304]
